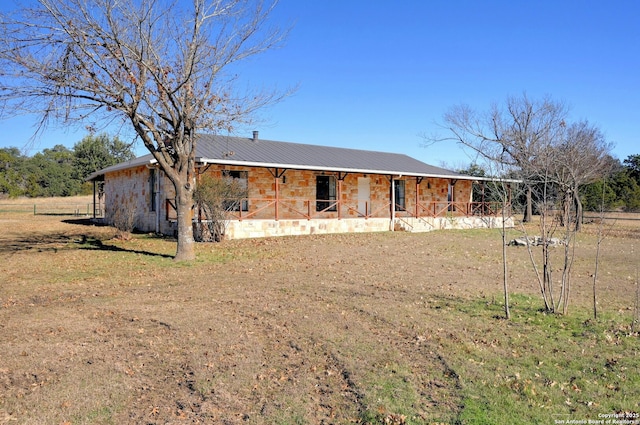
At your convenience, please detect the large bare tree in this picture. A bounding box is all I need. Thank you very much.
[0,0,288,260]
[431,94,612,315]
[551,120,613,231]
[436,94,568,222]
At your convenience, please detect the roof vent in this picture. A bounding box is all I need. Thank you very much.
[252,130,259,142]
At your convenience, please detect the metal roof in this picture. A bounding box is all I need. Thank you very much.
[88,133,473,180]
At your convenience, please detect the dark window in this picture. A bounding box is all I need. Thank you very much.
[149,168,156,212]
[394,179,406,211]
[223,170,249,211]
[316,175,336,211]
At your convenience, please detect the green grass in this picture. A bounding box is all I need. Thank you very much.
[73,406,116,425]
[443,294,640,424]
[361,362,419,424]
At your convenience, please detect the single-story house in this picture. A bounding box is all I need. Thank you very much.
[88,132,514,240]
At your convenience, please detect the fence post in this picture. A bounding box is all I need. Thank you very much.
[34,204,36,215]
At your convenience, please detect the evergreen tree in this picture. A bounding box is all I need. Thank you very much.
[73,133,135,181]
[0,147,27,197]
[0,133,135,198]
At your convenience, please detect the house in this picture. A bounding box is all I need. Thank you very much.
[87,132,514,240]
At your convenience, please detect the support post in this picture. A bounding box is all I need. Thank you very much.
[338,178,343,220]
[92,180,97,219]
[274,170,279,221]
[390,177,395,231]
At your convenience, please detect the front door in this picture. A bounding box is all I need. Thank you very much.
[357,177,370,216]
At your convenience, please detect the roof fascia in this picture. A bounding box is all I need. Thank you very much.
[197,157,469,179]
[89,156,520,183]
[86,157,157,181]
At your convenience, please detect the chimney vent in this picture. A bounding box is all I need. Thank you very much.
[252,130,259,142]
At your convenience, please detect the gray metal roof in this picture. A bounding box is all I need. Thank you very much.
[88,133,471,180]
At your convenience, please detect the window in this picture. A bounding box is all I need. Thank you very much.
[316,175,336,211]
[394,179,406,211]
[149,168,156,212]
[223,170,248,211]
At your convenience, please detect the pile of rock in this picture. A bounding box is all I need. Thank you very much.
[508,236,563,247]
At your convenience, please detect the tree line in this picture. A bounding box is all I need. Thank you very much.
[580,154,640,212]
[0,133,135,198]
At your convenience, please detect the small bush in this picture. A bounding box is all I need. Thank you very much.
[109,202,137,240]
[193,174,247,242]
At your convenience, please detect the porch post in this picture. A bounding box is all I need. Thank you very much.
[481,181,486,215]
[415,177,419,218]
[338,178,343,220]
[92,180,97,219]
[275,173,280,221]
[390,177,395,231]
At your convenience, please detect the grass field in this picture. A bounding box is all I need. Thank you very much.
[0,197,639,424]
[0,195,95,215]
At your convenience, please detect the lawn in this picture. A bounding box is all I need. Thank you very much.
[0,199,638,424]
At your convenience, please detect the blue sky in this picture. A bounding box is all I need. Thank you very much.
[2,0,638,169]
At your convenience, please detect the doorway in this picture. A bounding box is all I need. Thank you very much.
[357,177,371,216]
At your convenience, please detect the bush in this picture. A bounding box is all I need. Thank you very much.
[193,174,247,242]
[109,202,137,240]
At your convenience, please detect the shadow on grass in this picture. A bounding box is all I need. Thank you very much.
[0,218,173,259]
[64,218,175,259]
[77,236,175,259]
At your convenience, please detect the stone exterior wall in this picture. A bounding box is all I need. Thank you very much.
[101,163,486,239]
[224,217,393,239]
[225,216,513,240]
[197,166,473,221]
[103,165,172,234]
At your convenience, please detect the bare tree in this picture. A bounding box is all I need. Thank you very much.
[429,95,566,314]
[634,267,640,332]
[0,0,289,260]
[431,94,613,315]
[550,121,613,231]
[542,122,612,314]
[435,94,568,223]
[590,177,617,320]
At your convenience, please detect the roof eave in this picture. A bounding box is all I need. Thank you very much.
[86,157,157,181]
[197,157,468,179]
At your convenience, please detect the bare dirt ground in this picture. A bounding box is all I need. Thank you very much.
[0,205,638,424]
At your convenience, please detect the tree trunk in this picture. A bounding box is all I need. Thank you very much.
[523,185,533,222]
[501,205,510,319]
[173,181,196,261]
[574,191,583,232]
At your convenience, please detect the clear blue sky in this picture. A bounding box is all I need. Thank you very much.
[2,0,638,169]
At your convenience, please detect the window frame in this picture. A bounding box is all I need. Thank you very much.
[222,170,249,212]
[316,175,337,212]
[394,179,406,211]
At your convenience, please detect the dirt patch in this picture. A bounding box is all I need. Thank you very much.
[0,211,638,424]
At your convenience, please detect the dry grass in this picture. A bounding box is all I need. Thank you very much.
[0,198,639,424]
[0,196,95,216]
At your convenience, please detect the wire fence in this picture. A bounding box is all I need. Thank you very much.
[0,203,94,216]
[582,211,640,223]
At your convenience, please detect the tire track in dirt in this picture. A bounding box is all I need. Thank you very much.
[218,299,367,424]
[304,288,465,423]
